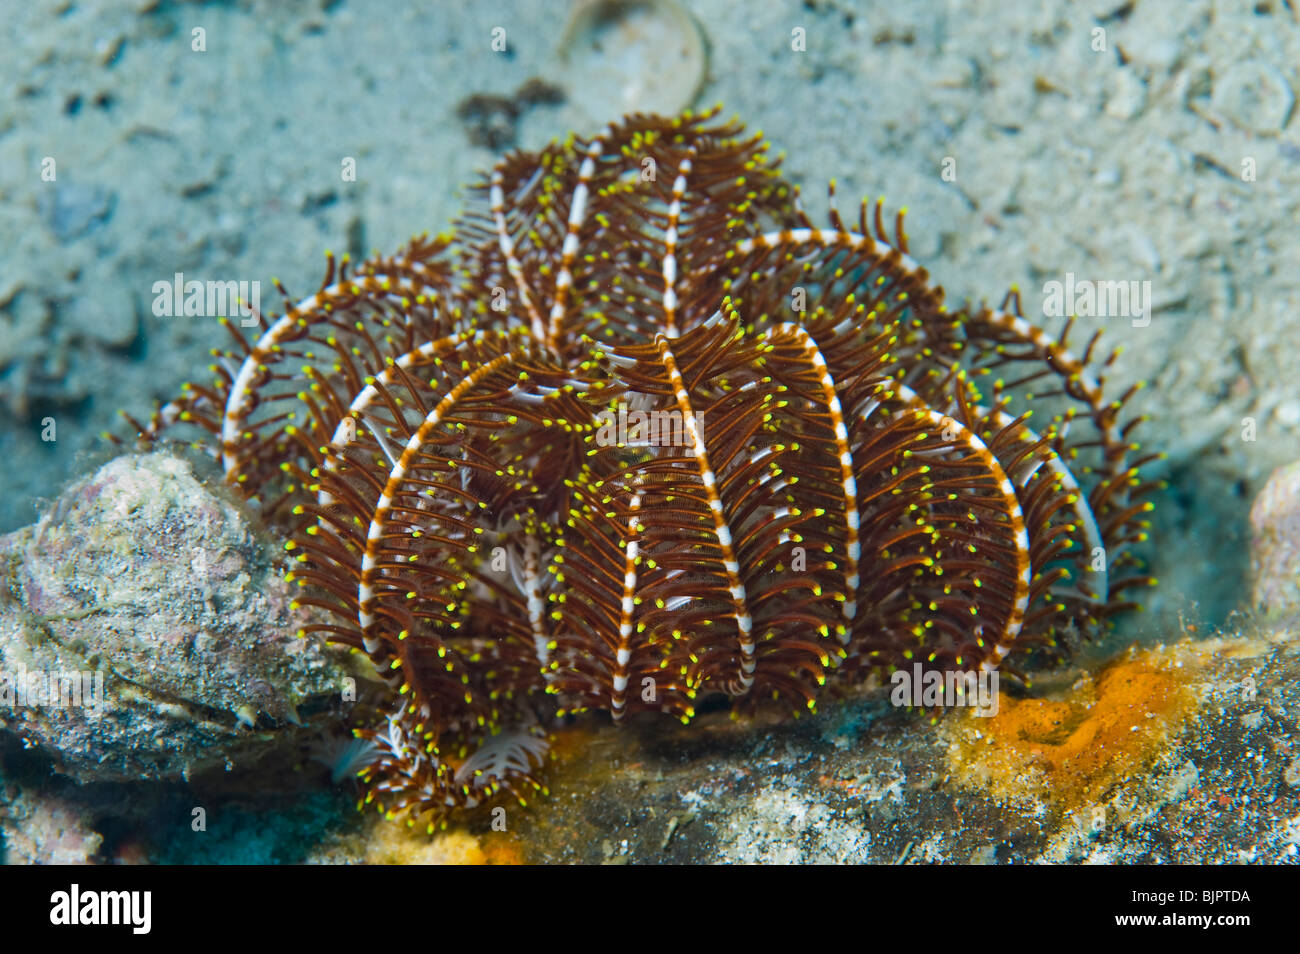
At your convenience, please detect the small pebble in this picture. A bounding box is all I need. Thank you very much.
[1105,68,1148,121]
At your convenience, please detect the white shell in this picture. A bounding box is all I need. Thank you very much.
[559,0,708,122]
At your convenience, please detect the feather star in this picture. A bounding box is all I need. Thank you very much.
[125,107,1160,832]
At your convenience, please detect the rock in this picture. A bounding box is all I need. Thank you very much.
[0,451,353,782]
[0,787,102,865]
[478,627,1300,864]
[1250,460,1300,616]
